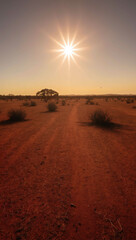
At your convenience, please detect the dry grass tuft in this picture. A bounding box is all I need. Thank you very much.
[90,109,111,126]
[8,109,26,122]
[47,102,57,112]
[30,101,37,106]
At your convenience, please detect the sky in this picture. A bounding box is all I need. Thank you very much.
[0,0,136,95]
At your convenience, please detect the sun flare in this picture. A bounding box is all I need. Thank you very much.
[50,29,86,68]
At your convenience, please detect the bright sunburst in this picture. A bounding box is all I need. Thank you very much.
[50,29,86,68]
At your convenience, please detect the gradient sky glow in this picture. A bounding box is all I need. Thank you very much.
[0,0,136,95]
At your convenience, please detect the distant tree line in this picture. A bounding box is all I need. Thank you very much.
[0,92,136,101]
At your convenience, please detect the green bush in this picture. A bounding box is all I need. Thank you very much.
[47,102,57,112]
[8,109,26,122]
[90,109,111,126]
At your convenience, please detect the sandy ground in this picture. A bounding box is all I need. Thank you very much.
[0,99,136,240]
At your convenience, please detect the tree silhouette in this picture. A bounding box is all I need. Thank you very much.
[36,88,59,102]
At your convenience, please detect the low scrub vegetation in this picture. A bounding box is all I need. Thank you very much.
[23,101,29,106]
[47,102,57,112]
[8,109,26,122]
[23,101,36,107]
[86,99,91,104]
[126,98,134,104]
[30,101,37,106]
[90,100,95,105]
[90,109,111,126]
[86,99,97,105]
[62,100,66,106]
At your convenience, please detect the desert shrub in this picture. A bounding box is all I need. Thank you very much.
[117,97,121,101]
[62,100,66,106]
[126,98,134,104]
[86,96,93,100]
[90,109,111,126]
[90,101,95,105]
[30,101,36,106]
[8,109,26,122]
[86,97,93,104]
[86,99,90,104]
[86,100,95,105]
[47,102,57,112]
[23,101,29,106]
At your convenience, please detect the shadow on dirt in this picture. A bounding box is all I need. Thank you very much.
[0,119,29,125]
[40,110,58,113]
[78,121,123,131]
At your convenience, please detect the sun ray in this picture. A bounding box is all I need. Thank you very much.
[50,52,65,63]
[74,47,88,52]
[51,49,64,53]
[71,54,77,65]
[62,54,67,64]
[70,31,77,46]
[72,37,87,48]
[58,28,67,46]
[72,52,80,57]
[49,36,65,48]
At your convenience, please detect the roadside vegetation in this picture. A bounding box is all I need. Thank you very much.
[23,101,37,107]
[47,102,57,112]
[23,101,29,106]
[30,101,37,106]
[126,98,134,104]
[62,100,66,106]
[8,109,26,122]
[90,109,112,127]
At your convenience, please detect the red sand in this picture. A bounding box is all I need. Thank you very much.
[0,99,136,239]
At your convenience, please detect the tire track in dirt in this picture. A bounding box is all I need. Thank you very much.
[63,103,98,240]
[0,102,51,155]
[15,105,75,240]
[93,131,136,239]
[63,102,136,240]
[0,112,60,169]
[0,105,74,240]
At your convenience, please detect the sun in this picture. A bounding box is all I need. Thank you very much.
[64,44,73,57]
[56,39,79,63]
[50,29,86,68]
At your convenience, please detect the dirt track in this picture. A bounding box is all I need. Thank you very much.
[0,99,136,240]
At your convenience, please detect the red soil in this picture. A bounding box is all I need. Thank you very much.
[0,99,136,240]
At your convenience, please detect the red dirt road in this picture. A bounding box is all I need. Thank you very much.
[0,100,136,240]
